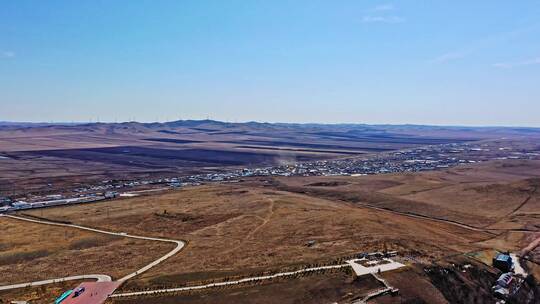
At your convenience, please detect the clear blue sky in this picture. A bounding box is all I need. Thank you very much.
[1,1,539,126]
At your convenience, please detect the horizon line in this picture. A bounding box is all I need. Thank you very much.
[1,119,539,130]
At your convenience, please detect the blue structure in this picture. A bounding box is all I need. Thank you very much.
[54,289,73,304]
[492,253,513,273]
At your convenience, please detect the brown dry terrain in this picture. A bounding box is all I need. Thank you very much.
[4,159,540,303]
[0,280,84,304]
[0,216,173,285]
[22,182,488,290]
[107,270,382,304]
[275,160,540,229]
[272,159,540,266]
[1,120,523,196]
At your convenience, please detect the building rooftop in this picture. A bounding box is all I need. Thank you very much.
[495,253,512,262]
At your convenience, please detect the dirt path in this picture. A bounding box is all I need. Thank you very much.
[521,233,540,257]
[191,213,266,237]
[505,186,537,217]
[480,185,538,231]
[221,198,275,254]
[354,202,496,234]
[243,198,275,240]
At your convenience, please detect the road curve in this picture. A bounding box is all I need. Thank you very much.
[0,275,111,291]
[0,214,185,290]
[521,234,540,258]
[110,264,349,298]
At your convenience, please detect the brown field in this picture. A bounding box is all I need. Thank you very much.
[22,181,490,291]
[107,269,382,304]
[274,159,540,229]
[5,159,540,303]
[0,216,173,285]
[1,120,520,196]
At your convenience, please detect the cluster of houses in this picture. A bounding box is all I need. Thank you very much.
[0,192,119,213]
[2,140,538,214]
[183,141,538,180]
[491,252,526,300]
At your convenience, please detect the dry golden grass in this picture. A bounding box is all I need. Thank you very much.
[5,159,539,303]
[0,216,174,285]
[275,160,540,229]
[24,180,490,290]
[108,270,380,304]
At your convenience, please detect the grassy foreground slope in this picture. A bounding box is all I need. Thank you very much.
[10,159,539,303]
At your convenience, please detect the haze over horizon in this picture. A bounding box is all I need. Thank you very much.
[2,118,540,129]
[2,1,540,126]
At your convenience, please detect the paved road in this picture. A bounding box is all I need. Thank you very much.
[346,258,405,276]
[61,281,121,304]
[522,235,540,256]
[352,272,398,304]
[0,213,411,300]
[0,275,111,291]
[110,264,350,298]
[0,214,185,290]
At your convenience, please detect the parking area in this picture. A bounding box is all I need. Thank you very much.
[346,257,406,276]
[61,281,120,304]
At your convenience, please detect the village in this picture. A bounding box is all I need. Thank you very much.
[2,140,539,214]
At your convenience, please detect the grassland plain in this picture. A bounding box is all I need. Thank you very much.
[22,174,495,289]
[106,270,384,304]
[6,159,540,303]
[0,216,174,285]
[273,160,540,229]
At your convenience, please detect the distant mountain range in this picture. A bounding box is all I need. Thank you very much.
[1,119,540,134]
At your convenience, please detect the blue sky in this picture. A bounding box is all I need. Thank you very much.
[1,1,540,126]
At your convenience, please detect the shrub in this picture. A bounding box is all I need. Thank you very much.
[0,249,49,266]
